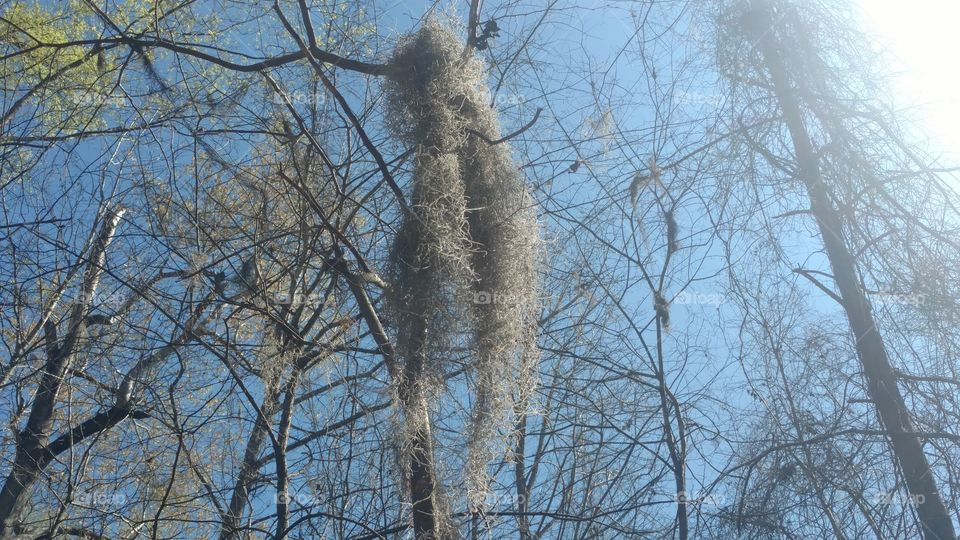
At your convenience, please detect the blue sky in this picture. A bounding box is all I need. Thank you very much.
[3,0,953,534]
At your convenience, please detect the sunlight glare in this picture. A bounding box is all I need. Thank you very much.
[856,0,960,160]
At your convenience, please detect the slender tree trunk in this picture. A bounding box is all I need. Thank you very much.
[401,317,440,540]
[655,316,687,540]
[514,412,532,540]
[750,3,956,538]
[333,254,441,538]
[0,208,124,539]
[219,390,281,539]
[274,373,299,540]
[407,396,439,539]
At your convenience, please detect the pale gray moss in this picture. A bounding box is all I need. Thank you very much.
[385,19,541,510]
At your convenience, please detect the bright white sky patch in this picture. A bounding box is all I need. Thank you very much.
[856,0,960,161]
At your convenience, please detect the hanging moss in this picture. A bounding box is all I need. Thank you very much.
[385,19,541,511]
[665,207,679,256]
[654,291,671,330]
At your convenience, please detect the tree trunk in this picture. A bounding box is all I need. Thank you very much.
[401,317,440,540]
[333,254,441,538]
[514,413,532,540]
[219,394,281,540]
[750,3,956,538]
[0,208,124,538]
[407,395,439,540]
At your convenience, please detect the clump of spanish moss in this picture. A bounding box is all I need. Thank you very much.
[654,291,671,330]
[665,207,679,256]
[629,158,662,209]
[386,19,541,511]
[629,171,644,209]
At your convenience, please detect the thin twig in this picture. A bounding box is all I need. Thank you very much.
[466,107,542,145]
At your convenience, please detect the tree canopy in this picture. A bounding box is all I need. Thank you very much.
[1,1,959,538]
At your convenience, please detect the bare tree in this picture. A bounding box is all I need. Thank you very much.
[1,1,959,539]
